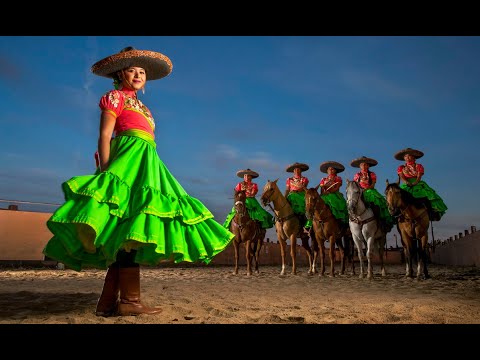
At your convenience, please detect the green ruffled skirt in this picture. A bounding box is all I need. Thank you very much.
[401,179,447,220]
[363,188,395,231]
[44,130,234,271]
[286,191,306,215]
[223,197,274,229]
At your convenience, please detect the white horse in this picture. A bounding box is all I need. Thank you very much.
[345,179,386,279]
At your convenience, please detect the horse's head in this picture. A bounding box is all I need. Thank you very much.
[305,185,321,220]
[384,179,402,216]
[261,179,279,207]
[234,189,247,217]
[345,179,363,215]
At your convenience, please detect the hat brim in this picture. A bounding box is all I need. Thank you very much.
[394,148,424,160]
[91,49,173,81]
[350,157,378,168]
[286,163,309,172]
[236,169,259,178]
[320,161,345,174]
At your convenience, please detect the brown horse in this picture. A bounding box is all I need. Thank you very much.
[260,179,317,276]
[230,189,266,276]
[385,179,430,279]
[305,186,354,277]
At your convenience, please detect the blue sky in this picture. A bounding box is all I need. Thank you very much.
[0,36,479,247]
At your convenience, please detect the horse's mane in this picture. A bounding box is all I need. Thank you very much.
[234,189,247,201]
[385,183,425,209]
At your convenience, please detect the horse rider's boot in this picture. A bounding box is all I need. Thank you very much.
[95,264,120,317]
[117,266,162,316]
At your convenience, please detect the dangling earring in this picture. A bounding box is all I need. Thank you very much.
[142,85,145,95]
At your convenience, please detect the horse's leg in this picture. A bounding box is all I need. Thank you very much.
[350,237,355,275]
[277,226,287,276]
[233,239,239,275]
[337,237,346,275]
[378,234,387,277]
[300,233,314,275]
[316,234,326,277]
[418,232,430,280]
[351,224,365,278]
[290,233,297,275]
[405,243,414,279]
[328,235,336,277]
[312,233,319,274]
[365,235,374,280]
[245,239,252,276]
[254,239,262,274]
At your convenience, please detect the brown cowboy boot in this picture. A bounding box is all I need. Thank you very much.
[117,266,162,316]
[95,264,120,317]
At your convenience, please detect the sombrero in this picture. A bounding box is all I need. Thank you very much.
[319,161,345,174]
[350,156,378,168]
[394,147,424,161]
[236,168,259,178]
[91,46,173,81]
[286,162,309,172]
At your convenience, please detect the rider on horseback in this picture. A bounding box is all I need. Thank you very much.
[284,162,310,230]
[394,147,447,221]
[351,156,394,234]
[317,161,349,231]
[223,168,275,230]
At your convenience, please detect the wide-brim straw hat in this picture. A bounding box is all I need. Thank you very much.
[320,161,345,174]
[350,156,378,168]
[236,168,259,178]
[394,147,424,160]
[286,162,309,173]
[91,46,173,81]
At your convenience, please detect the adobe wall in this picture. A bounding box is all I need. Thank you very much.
[431,227,480,267]
[0,210,52,261]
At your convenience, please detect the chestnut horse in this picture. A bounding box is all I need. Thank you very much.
[260,179,317,276]
[305,186,354,277]
[230,189,266,276]
[345,179,386,279]
[385,179,430,279]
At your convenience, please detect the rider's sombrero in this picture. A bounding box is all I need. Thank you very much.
[286,162,309,172]
[91,46,173,81]
[394,147,424,161]
[236,168,259,178]
[320,161,345,174]
[350,156,378,168]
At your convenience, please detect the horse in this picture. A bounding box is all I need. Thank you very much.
[345,179,386,279]
[229,189,266,276]
[385,179,430,279]
[260,179,317,276]
[304,186,354,277]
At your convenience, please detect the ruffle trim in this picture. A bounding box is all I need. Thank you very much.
[64,171,213,224]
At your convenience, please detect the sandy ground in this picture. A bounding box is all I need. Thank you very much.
[0,263,479,325]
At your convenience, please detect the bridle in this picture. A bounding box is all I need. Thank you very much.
[261,182,294,223]
[232,198,254,231]
[305,191,328,222]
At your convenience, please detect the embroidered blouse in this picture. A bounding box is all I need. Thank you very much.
[235,181,258,198]
[320,175,342,191]
[397,161,424,179]
[286,176,309,192]
[353,171,377,190]
[99,88,155,138]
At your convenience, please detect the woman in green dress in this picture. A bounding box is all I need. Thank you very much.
[43,46,234,317]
